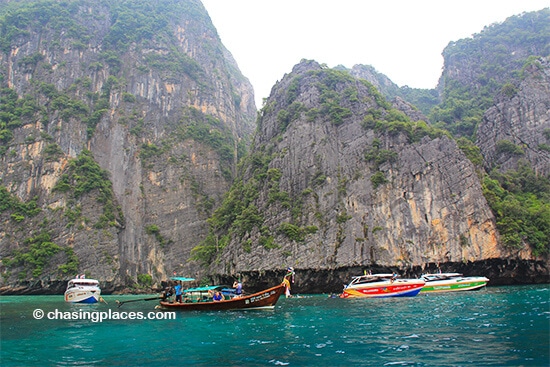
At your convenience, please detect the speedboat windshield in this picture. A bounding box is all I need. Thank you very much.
[67,279,99,289]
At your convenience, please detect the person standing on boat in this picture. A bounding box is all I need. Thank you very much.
[283,267,295,298]
[174,281,183,303]
[233,280,242,297]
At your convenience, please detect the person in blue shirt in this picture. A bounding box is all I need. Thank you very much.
[213,291,223,302]
[174,281,182,303]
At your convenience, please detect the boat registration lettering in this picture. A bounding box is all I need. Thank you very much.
[392,285,416,291]
[247,290,275,304]
[360,284,417,294]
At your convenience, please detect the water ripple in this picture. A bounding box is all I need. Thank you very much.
[1,285,548,366]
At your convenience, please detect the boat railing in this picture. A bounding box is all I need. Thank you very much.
[421,273,463,281]
[349,274,397,285]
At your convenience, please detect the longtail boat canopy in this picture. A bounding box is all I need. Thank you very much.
[170,277,195,282]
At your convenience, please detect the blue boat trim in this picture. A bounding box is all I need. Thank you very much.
[77,296,98,303]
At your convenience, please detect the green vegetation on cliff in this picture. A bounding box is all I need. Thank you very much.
[2,232,79,279]
[190,154,270,265]
[431,9,550,139]
[192,65,455,266]
[53,149,123,229]
[482,164,550,255]
[430,9,550,256]
[0,0,257,289]
[178,107,238,166]
[0,187,41,222]
[1,0,548,284]
[0,87,41,155]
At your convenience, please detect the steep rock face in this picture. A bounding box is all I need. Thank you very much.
[347,64,400,97]
[432,10,549,140]
[210,257,549,294]
[438,10,550,98]
[391,96,427,122]
[0,0,255,290]
[347,64,429,121]
[210,60,510,277]
[476,57,550,175]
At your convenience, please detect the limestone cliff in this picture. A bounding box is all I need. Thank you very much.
[0,0,255,292]
[1,3,548,295]
[204,60,511,280]
[434,9,550,138]
[477,57,550,176]
[439,10,549,100]
[345,64,434,120]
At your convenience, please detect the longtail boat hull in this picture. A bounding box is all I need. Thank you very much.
[159,284,285,311]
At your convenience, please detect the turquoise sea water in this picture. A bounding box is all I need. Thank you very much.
[1,285,549,366]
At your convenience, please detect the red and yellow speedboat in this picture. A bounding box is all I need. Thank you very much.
[340,273,424,298]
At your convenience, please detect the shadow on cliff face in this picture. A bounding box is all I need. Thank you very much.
[0,280,130,296]
[0,259,547,295]
[210,259,549,294]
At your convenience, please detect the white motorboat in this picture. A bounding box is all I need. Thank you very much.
[64,277,101,303]
[340,273,425,298]
[420,272,489,293]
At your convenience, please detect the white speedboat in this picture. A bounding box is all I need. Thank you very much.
[340,273,425,298]
[420,272,489,293]
[64,277,101,303]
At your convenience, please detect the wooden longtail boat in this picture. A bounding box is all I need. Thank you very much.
[158,283,285,311]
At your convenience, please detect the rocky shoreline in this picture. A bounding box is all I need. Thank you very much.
[0,259,547,296]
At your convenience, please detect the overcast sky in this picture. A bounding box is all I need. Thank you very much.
[201,1,549,108]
